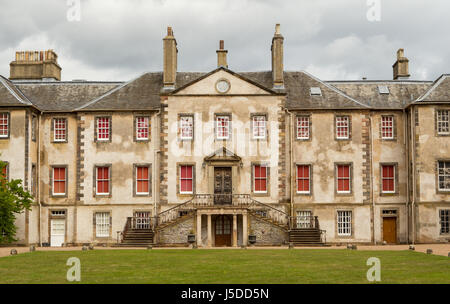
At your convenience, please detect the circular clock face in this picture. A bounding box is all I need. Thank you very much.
[216,79,230,93]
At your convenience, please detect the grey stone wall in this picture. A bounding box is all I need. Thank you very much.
[159,216,194,244]
[250,216,288,245]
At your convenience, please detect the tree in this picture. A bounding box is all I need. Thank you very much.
[0,161,33,244]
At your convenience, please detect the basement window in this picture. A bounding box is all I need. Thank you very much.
[378,85,390,94]
[310,87,322,96]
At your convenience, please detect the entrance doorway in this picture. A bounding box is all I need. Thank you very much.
[50,219,65,247]
[382,217,397,244]
[215,215,232,246]
[214,167,232,205]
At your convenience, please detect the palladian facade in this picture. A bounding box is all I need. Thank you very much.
[1,25,449,247]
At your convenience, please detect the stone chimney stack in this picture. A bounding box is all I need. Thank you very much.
[216,40,228,68]
[10,50,61,81]
[163,26,178,90]
[393,48,410,80]
[271,24,284,89]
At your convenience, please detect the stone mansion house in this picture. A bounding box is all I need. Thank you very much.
[1,25,449,247]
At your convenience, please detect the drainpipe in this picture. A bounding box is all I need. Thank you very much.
[403,107,409,243]
[37,113,42,246]
[153,108,162,222]
[411,106,416,244]
[369,113,375,244]
[283,107,294,221]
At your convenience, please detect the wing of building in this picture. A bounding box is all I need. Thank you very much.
[1,26,449,247]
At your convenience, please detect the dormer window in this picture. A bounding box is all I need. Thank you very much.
[310,87,322,96]
[378,85,390,94]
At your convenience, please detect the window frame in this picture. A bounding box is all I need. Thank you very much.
[436,109,450,136]
[95,166,111,196]
[135,164,151,196]
[95,212,111,238]
[179,164,194,194]
[336,163,352,194]
[381,115,394,140]
[296,164,311,194]
[53,118,67,142]
[95,117,111,142]
[335,115,350,140]
[251,114,267,140]
[51,166,67,196]
[215,114,231,140]
[437,160,450,192]
[179,114,194,140]
[296,115,310,140]
[253,164,268,194]
[0,112,10,139]
[337,210,352,236]
[440,209,450,235]
[135,116,150,141]
[381,164,396,194]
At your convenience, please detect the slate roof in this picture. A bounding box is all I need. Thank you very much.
[0,69,444,112]
[415,74,450,103]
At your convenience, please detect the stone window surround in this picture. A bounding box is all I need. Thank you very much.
[438,208,450,235]
[334,114,352,141]
[49,165,68,198]
[380,114,397,142]
[51,117,68,143]
[436,159,450,194]
[334,162,353,196]
[176,162,196,197]
[379,162,399,196]
[295,113,312,141]
[0,112,10,139]
[93,164,112,198]
[294,162,313,196]
[178,113,195,141]
[133,163,152,197]
[92,210,112,240]
[94,116,112,143]
[335,208,354,239]
[214,113,232,141]
[435,108,450,137]
[251,161,270,197]
[250,113,269,141]
[133,114,151,142]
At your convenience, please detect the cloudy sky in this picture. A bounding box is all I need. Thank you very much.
[0,0,449,81]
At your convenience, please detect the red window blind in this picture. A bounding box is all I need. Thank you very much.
[97,118,110,140]
[53,167,66,195]
[382,165,395,192]
[296,116,310,139]
[297,165,310,193]
[136,166,150,194]
[96,167,110,194]
[216,116,230,139]
[180,165,193,193]
[337,165,350,192]
[136,117,149,140]
[254,165,267,193]
[54,118,67,141]
[0,113,9,137]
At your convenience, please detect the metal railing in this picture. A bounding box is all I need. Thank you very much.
[289,215,320,229]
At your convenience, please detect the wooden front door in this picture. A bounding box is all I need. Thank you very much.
[215,215,232,246]
[383,217,397,244]
[214,167,232,205]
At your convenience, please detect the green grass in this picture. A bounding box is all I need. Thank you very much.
[0,249,449,284]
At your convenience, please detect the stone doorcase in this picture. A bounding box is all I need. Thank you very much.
[196,208,248,247]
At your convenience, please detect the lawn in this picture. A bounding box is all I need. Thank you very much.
[0,249,449,284]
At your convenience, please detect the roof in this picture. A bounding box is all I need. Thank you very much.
[0,75,34,107]
[415,74,450,103]
[0,70,445,112]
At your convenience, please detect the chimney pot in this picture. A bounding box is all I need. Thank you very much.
[216,40,228,68]
[163,26,177,90]
[219,40,224,50]
[393,48,410,80]
[271,23,284,90]
[9,49,61,81]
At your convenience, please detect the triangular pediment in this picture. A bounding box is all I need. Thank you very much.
[172,67,276,96]
[204,147,241,162]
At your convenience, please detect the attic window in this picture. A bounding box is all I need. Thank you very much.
[378,85,390,94]
[310,87,322,96]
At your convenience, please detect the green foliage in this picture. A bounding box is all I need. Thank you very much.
[0,161,33,244]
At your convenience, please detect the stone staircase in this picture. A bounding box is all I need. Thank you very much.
[116,229,154,247]
[289,228,324,246]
